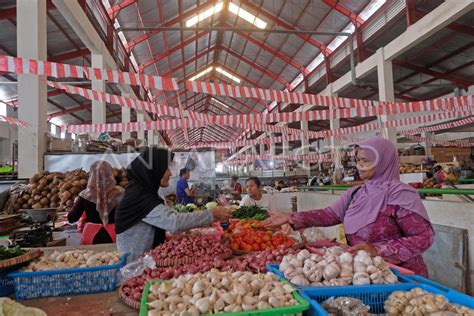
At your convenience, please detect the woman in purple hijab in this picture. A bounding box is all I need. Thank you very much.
[264,137,435,277]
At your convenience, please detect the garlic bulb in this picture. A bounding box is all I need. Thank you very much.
[323,263,341,280]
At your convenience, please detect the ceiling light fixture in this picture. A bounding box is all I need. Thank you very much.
[186,2,224,27]
[189,66,214,81]
[215,67,241,83]
[228,2,267,29]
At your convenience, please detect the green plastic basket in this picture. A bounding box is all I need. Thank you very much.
[140,279,310,316]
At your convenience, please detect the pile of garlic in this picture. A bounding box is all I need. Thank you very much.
[23,250,122,271]
[384,287,474,316]
[279,247,398,286]
[147,270,298,315]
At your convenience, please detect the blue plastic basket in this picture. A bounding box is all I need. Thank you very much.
[266,263,412,290]
[300,282,474,316]
[0,265,21,297]
[9,253,128,300]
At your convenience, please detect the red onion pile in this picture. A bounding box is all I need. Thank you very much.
[150,235,232,265]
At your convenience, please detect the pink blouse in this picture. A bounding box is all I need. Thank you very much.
[291,205,434,277]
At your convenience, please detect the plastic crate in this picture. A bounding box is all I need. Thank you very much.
[402,274,454,292]
[266,264,413,290]
[139,279,310,316]
[9,253,127,300]
[300,283,474,316]
[0,265,20,296]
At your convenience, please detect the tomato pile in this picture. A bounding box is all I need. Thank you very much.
[230,228,296,252]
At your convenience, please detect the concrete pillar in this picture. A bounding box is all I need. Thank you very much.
[121,93,131,142]
[376,48,397,145]
[17,0,47,178]
[136,111,145,145]
[91,54,106,126]
[282,137,290,172]
[269,133,276,157]
[301,119,310,174]
[422,132,433,156]
[259,143,265,155]
[325,84,343,182]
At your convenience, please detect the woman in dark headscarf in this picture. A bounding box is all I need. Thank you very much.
[116,147,231,262]
[263,137,435,276]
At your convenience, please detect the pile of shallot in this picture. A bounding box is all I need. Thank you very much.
[146,270,298,315]
[149,236,232,265]
[280,247,398,286]
[23,250,122,272]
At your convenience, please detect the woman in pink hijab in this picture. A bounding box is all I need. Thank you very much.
[264,137,435,276]
[68,161,124,245]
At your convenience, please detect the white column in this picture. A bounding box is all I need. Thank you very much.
[259,143,265,155]
[121,93,131,142]
[269,133,276,157]
[91,54,106,128]
[282,137,290,172]
[17,0,47,178]
[136,111,145,145]
[301,119,310,175]
[422,132,433,156]
[376,48,397,145]
[325,84,343,183]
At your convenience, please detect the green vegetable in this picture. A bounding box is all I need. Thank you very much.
[205,202,218,211]
[186,203,198,210]
[232,205,268,220]
[0,245,25,260]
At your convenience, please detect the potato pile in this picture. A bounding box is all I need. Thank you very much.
[113,168,129,188]
[12,168,128,213]
[12,171,64,211]
[423,177,435,189]
[58,169,88,211]
[400,164,419,174]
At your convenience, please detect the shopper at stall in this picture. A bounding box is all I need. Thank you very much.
[230,175,242,199]
[68,160,124,245]
[176,168,195,204]
[116,148,231,262]
[240,177,272,209]
[263,137,435,277]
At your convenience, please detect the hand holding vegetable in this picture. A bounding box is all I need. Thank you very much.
[261,211,292,228]
[212,206,232,222]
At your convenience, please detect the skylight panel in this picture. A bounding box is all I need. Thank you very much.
[229,2,267,29]
[215,67,241,83]
[186,2,224,27]
[189,66,213,81]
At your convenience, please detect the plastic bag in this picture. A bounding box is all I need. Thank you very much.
[322,296,370,316]
[303,227,327,243]
[120,254,156,282]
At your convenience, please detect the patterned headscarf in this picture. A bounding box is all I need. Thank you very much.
[79,160,124,225]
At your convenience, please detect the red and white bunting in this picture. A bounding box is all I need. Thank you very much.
[0,54,178,91]
[187,80,374,108]
[403,134,474,147]
[399,117,474,135]
[0,115,29,127]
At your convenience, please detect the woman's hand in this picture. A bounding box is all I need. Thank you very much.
[261,211,292,228]
[212,206,232,222]
[349,243,378,257]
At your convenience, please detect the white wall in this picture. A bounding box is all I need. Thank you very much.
[0,122,17,164]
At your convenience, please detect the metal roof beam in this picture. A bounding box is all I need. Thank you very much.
[125,1,216,52]
[229,25,306,73]
[393,59,472,89]
[321,0,365,26]
[107,0,137,19]
[161,47,216,77]
[138,30,210,72]
[240,0,331,55]
[220,46,290,89]
[48,103,91,119]
[49,48,90,62]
